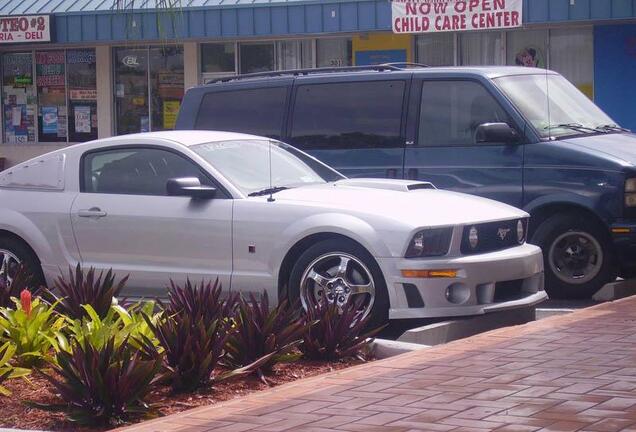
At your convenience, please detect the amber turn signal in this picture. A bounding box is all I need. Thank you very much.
[401,269,458,278]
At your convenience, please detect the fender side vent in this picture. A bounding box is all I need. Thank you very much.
[403,283,425,308]
[407,182,436,191]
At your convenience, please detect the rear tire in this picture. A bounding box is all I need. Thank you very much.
[531,213,614,299]
[0,236,45,291]
[288,238,389,330]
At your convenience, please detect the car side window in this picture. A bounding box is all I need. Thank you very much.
[290,80,405,150]
[419,80,511,147]
[194,87,287,139]
[82,148,212,196]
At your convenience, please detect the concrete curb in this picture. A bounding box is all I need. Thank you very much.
[397,305,536,346]
[593,278,636,301]
[371,338,429,359]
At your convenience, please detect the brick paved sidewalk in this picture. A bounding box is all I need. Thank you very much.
[120,296,636,432]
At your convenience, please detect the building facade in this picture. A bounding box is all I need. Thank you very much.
[0,0,634,167]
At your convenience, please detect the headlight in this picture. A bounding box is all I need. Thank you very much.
[405,227,453,258]
[517,219,525,244]
[626,178,636,207]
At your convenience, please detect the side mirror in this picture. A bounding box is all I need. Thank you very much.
[475,122,520,144]
[166,177,217,199]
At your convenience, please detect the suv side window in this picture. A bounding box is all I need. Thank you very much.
[83,147,212,196]
[419,80,511,147]
[290,81,405,150]
[195,87,287,139]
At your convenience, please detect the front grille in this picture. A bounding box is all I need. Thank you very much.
[460,218,527,255]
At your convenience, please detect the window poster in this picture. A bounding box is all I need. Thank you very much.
[41,106,58,134]
[74,106,91,133]
[163,100,180,130]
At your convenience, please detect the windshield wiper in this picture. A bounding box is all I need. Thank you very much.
[544,123,600,134]
[595,124,630,133]
[248,186,290,197]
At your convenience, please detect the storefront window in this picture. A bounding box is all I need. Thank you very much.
[416,33,455,66]
[114,45,183,134]
[67,49,98,142]
[150,46,184,131]
[277,40,314,70]
[2,53,36,144]
[201,43,236,83]
[115,48,149,134]
[316,38,352,67]
[549,27,594,99]
[460,32,503,65]
[36,51,67,142]
[240,43,274,74]
[507,29,548,68]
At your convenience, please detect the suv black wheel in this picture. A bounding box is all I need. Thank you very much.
[288,238,389,329]
[531,212,615,299]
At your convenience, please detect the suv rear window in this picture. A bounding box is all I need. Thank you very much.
[195,87,287,139]
[290,81,405,150]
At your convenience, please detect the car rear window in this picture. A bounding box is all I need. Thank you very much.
[194,87,287,139]
[290,80,405,150]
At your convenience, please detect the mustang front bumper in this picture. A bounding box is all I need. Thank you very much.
[377,243,546,319]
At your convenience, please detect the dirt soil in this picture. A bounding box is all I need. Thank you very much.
[0,359,362,431]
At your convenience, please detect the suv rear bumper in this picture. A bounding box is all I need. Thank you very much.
[378,243,546,319]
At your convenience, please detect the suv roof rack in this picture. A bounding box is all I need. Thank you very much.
[208,62,430,84]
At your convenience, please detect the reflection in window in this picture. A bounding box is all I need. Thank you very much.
[150,46,184,131]
[506,29,548,68]
[2,53,36,143]
[195,87,287,139]
[416,33,455,66]
[316,39,352,67]
[290,81,405,149]
[240,43,274,74]
[419,81,509,147]
[67,49,98,142]
[114,45,184,134]
[36,51,66,142]
[549,28,594,99]
[460,32,503,65]
[277,40,314,70]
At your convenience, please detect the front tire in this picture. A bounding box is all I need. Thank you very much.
[531,213,614,299]
[288,238,389,329]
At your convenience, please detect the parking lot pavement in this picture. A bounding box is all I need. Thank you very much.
[118,294,636,432]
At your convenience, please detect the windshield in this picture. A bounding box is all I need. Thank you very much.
[494,74,617,138]
[191,139,344,195]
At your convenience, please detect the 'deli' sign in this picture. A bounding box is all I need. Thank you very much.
[392,0,522,34]
[0,15,51,43]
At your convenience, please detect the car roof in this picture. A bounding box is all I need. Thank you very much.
[88,130,270,147]
[205,65,557,86]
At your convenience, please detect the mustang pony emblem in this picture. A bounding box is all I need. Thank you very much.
[497,227,511,240]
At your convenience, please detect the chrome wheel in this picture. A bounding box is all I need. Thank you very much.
[0,249,21,287]
[300,252,375,319]
[548,231,603,285]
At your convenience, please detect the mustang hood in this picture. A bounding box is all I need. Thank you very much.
[273,179,527,228]
[561,132,636,166]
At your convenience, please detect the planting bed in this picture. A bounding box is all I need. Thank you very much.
[0,358,361,431]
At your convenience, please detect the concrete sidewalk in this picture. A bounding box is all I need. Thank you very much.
[120,296,636,432]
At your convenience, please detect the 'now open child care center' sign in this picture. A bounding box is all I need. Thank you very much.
[392,0,522,34]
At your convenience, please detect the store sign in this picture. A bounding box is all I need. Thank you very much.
[0,15,51,43]
[122,55,140,68]
[392,0,522,34]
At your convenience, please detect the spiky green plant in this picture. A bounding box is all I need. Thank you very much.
[46,264,129,320]
[0,342,30,396]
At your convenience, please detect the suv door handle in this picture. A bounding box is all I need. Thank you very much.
[78,207,107,218]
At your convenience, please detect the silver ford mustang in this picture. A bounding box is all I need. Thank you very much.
[0,131,545,326]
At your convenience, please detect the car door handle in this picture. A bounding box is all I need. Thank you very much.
[77,207,107,218]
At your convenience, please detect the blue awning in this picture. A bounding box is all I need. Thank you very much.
[0,0,634,44]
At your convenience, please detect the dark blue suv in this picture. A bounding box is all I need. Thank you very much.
[176,64,635,299]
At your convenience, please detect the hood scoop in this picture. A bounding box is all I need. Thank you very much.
[334,178,436,192]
